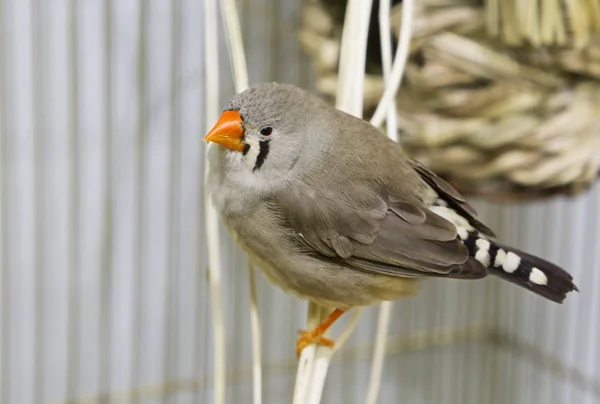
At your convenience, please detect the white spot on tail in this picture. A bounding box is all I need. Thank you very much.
[475,249,490,267]
[457,227,468,240]
[502,252,521,273]
[475,238,490,251]
[494,249,506,267]
[474,238,491,266]
[529,267,548,285]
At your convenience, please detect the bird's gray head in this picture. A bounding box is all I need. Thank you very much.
[205,82,331,187]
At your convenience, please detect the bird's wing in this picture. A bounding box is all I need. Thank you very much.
[276,182,487,280]
[409,158,495,237]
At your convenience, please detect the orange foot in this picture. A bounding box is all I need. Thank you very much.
[296,330,335,358]
[295,308,345,358]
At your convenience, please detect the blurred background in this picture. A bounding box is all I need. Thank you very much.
[1,0,599,403]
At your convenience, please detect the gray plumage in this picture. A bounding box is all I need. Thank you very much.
[206,82,577,309]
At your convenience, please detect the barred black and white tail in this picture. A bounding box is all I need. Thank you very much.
[415,161,577,303]
[429,201,577,303]
[461,230,578,303]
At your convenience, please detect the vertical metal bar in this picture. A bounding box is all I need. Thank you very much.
[461,273,476,403]
[130,0,148,401]
[520,203,536,403]
[194,259,208,403]
[426,282,441,404]
[164,1,181,401]
[527,202,545,404]
[267,0,278,81]
[0,0,10,401]
[545,198,564,404]
[563,194,588,404]
[194,3,208,401]
[204,0,228,401]
[487,202,504,404]
[232,237,242,404]
[507,204,520,403]
[565,194,589,404]
[297,0,312,89]
[586,185,600,404]
[98,0,113,399]
[66,0,81,398]
[437,283,449,404]
[406,282,418,404]
[536,200,554,404]
[550,198,569,404]
[31,0,45,402]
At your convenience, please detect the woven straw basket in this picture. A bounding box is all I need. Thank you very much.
[300,0,600,200]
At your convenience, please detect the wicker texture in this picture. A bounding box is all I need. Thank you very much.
[300,0,600,199]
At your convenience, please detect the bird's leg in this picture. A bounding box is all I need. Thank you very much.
[296,308,345,358]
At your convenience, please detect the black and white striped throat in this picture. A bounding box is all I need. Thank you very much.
[242,137,270,172]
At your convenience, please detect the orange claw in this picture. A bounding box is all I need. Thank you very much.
[295,308,345,358]
[296,331,335,357]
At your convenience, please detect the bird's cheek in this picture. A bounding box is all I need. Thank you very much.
[225,149,245,166]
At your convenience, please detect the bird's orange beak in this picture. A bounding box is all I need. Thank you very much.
[204,110,245,152]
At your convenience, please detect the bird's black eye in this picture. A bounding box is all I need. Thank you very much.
[260,126,272,136]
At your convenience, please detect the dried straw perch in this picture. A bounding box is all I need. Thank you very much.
[300,0,600,200]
